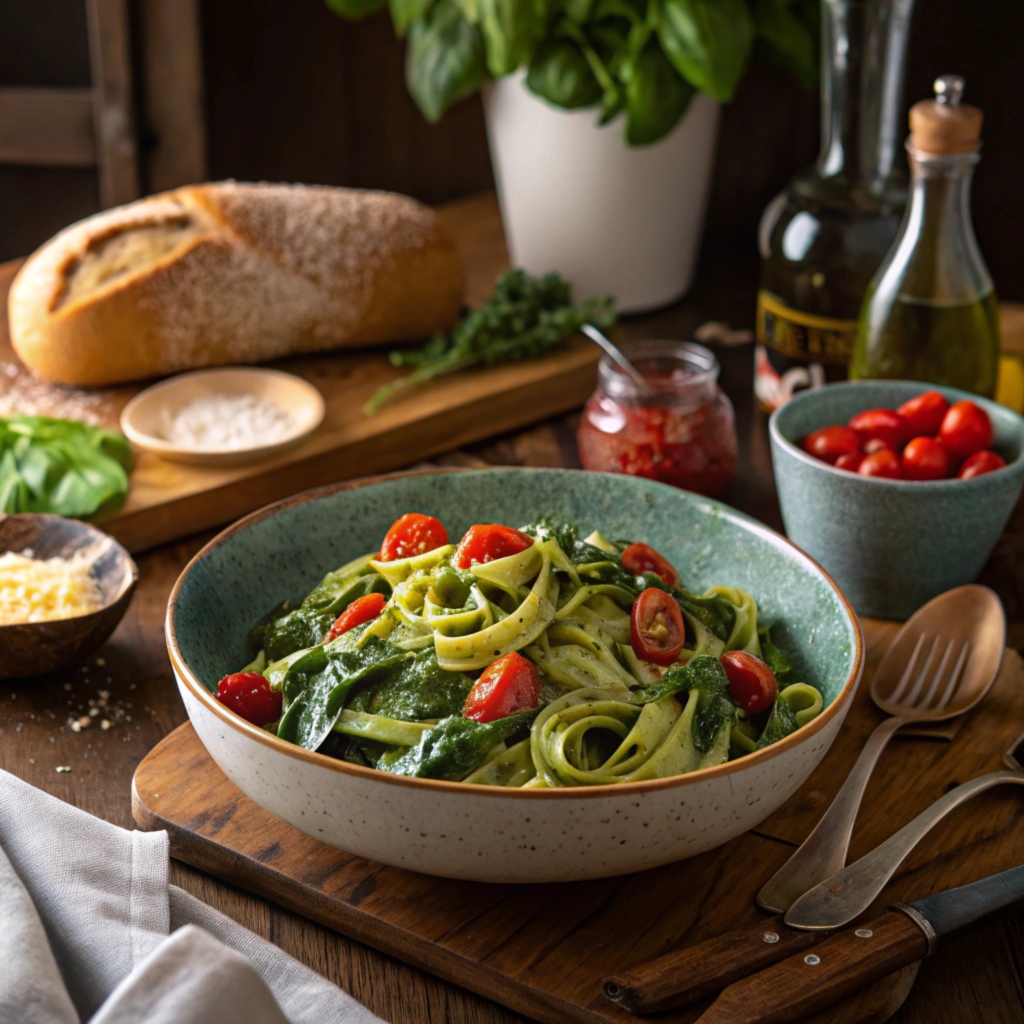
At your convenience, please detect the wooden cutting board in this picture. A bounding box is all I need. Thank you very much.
[132,619,1024,1024]
[0,193,601,553]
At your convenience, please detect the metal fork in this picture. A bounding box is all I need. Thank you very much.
[758,585,1005,914]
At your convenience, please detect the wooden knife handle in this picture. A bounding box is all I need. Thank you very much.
[693,909,929,1024]
[602,916,827,1014]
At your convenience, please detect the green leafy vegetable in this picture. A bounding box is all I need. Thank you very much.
[383,709,537,779]
[758,625,795,684]
[756,694,799,749]
[347,649,473,720]
[406,0,488,121]
[327,0,817,146]
[0,416,132,517]
[364,269,615,414]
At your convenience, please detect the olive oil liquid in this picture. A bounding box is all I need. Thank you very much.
[851,290,1000,398]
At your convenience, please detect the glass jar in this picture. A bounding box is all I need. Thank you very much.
[577,341,737,497]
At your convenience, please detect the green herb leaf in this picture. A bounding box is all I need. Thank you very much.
[526,39,603,109]
[383,709,537,780]
[757,625,795,684]
[390,0,435,35]
[406,0,488,122]
[756,694,800,749]
[624,39,694,145]
[478,0,543,77]
[347,649,472,720]
[657,0,754,102]
[365,269,615,413]
[753,0,817,91]
[326,0,387,18]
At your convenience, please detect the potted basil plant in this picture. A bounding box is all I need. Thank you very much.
[328,0,818,313]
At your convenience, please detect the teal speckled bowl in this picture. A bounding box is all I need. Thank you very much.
[771,381,1024,621]
[168,468,862,882]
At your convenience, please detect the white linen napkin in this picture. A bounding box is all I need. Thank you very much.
[0,769,386,1024]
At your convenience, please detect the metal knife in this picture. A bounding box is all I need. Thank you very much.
[689,862,1024,1024]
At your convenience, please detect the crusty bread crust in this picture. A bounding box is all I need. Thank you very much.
[8,182,466,387]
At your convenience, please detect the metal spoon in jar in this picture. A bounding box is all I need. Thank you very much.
[580,324,651,394]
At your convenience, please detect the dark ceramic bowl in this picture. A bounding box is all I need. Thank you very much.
[0,514,138,679]
[770,381,1024,620]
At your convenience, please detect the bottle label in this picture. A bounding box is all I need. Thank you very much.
[757,290,859,366]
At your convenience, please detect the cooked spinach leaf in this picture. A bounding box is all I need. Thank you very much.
[347,649,472,721]
[758,625,794,683]
[382,710,537,780]
[756,695,800,749]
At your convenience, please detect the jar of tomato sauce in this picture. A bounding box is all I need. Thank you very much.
[577,341,737,497]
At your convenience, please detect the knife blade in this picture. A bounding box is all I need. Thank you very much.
[691,862,1024,1024]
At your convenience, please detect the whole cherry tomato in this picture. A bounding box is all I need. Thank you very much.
[378,513,449,562]
[848,408,910,450]
[862,437,891,455]
[621,541,679,586]
[453,524,533,569]
[630,588,686,666]
[959,450,1007,479]
[802,425,861,465]
[216,672,282,727]
[720,651,777,715]
[901,436,950,481]
[324,592,387,642]
[897,390,950,437]
[463,651,541,723]
[939,401,994,460]
[834,451,864,472]
[857,448,902,479]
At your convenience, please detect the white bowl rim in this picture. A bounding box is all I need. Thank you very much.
[166,467,864,800]
[120,366,326,459]
[769,379,1024,488]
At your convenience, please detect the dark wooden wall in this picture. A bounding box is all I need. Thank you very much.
[1,0,1021,297]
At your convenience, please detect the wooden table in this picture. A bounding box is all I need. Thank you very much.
[2,245,1023,1024]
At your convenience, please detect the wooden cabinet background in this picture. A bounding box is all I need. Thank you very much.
[1,0,1021,298]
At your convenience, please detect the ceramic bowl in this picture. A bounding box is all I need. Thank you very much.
[167,468,862,883]
[770,381,1024,620]
[0,514,137,679]
[120,367,325,467]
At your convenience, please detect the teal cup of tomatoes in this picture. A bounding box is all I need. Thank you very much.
[769,381,1024,620]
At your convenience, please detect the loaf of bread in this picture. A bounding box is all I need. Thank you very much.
[8,182,465,387]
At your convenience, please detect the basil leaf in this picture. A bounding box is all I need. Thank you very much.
[657,0,754,101]
[564,0,596,19]
[756,695,800,749]
[624,40,694,145]
[753,0,817,91]
[478,0,543,77]
[326,0,387,17]
[389,0,435,35]
[383,710,537,780]
[406,0,488,122]
[758,626,795,684]
[526,39,603,109]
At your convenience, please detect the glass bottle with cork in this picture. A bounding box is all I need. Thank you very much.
[850,75,999,396]
[754,0,913,411]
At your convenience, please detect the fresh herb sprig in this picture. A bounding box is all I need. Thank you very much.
[364,268,615,414]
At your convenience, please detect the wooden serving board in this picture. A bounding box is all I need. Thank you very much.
[0,193,601,553]
[133,620,1024,1024]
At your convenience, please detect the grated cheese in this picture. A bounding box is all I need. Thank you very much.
[162,392,295,451]
[0,550,103,624]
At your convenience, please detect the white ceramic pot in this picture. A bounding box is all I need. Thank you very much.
[483,75,720,314]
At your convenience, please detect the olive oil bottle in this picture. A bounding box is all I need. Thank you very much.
[851,76,999,396]
[755,0,913,411]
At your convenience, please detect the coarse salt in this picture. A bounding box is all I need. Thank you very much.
[162,393,295,451]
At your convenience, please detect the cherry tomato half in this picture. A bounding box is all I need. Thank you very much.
[939,401,993,460]
[959,449,1007,479]
[834,451,864,472]
[630,588,686,666]
[897,390,950,437]
[463,651,541,723]
[216,672,282,727]
[621,541,679,586]
[802,425,861,465]
[857,448,902,479]
[324,592,387,642]
[848,408,910,450]
[378,513,449,562]
[720,651,777,715]
[901,436,950,482]
[453,524,533,569]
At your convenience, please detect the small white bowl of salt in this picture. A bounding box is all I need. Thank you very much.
[120,367,325,466]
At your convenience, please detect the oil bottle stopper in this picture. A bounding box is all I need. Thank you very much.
[909,75,983,154]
